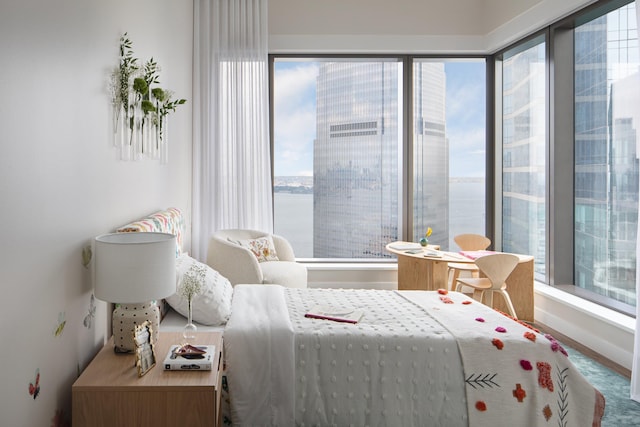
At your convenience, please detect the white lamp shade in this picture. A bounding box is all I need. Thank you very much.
[94,232,176,303]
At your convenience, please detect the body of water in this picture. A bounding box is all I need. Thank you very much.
[275,180,485,258]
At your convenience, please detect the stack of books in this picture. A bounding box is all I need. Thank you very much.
[163,344,215,371]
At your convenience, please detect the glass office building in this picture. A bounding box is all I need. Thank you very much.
[412,61,449,248]
[313,61,448,258]
[574,4,639,305]
[501,41,547,278]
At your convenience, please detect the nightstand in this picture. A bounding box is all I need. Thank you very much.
[73,331,223,427]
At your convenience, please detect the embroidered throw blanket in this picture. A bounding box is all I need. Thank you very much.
[402,290,606,427]
[224,286,605,426]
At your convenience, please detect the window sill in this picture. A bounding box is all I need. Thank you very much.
[301,261,398,271]
[534,282,635,333]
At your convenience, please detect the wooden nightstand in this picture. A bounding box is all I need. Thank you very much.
[73,331,223,427]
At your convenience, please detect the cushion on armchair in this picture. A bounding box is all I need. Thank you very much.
[232,235,280,262]
[260,261,307,289]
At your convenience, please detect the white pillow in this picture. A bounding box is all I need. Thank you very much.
[166,254,233,326]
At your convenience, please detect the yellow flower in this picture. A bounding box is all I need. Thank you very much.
[425,227,433,238]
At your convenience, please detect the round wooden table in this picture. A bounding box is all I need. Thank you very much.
[386,241,535,322]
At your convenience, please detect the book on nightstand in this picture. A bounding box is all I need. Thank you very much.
[163,345,215,371]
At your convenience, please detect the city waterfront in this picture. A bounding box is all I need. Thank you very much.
[274,178,485,258]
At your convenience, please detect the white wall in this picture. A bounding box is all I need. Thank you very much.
[0,1,192,425]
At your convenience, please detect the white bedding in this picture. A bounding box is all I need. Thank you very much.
[226,285,467,426]
[224,285,605,427]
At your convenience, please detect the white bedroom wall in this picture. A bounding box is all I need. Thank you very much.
[0,1,192,425]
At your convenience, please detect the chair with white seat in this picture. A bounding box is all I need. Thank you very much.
[206,229,307,288]
[454,253,519,318]
[447,233,491,289]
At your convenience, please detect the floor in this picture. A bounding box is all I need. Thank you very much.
[536,322,631,379]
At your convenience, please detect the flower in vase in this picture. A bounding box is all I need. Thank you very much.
[110,33,139,128]
[178,263,207,304]
[419,227,433,246]
[110,33,187,159]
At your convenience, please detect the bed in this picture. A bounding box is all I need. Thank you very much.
[116,208,605,426]
[224,285,605,426]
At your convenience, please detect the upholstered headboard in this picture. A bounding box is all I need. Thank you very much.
[116,207,185,256]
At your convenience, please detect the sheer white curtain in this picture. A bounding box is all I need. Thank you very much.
[632,0,640,404]
[192,0,272,261]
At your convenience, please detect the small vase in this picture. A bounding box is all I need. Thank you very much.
[419,237,428,247]
[182,299,197,342]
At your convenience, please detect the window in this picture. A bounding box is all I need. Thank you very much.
[500,38,547,280]
[573,2,638,307]
[413,60,486,250]
[273,58,403,259]
[272,57,486,259]
[496,0,638,314]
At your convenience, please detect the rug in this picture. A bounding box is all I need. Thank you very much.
[564,344,640,426]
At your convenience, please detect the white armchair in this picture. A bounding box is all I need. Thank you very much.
[206,229,308,288]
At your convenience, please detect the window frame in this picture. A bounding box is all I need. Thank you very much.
[269,54,492,262]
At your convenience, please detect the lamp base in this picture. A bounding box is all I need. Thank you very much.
[112,302,160,353]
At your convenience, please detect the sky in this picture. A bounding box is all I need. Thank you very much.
[273,60,486,178]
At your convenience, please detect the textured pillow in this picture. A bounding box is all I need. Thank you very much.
[236,236,279,262]
[166,254,233,326]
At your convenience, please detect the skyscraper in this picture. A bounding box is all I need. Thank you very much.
[313,61,448,258]
[501,42,547,277]
[575,4,639,304]
[413,61,449,247]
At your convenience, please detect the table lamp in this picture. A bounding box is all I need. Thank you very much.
[94,232,176,353]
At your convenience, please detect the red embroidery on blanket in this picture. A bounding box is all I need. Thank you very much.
[491,338,504,350]
[437,288,448,295]
[512,384,527,402]
[544,334,569,357]
[536,362,554,392]
[475,401,487,411]
[439,296,454,304]
[462,300,472,305]
[524,331,537,342]
[494,309,541,333]
[520,360,533,370]
[542,404,553,421]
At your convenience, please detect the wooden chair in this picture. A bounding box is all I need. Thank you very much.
[455,253,520,318]
[448,234,491,289]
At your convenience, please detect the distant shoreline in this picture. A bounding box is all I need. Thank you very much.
[274,176,483,192]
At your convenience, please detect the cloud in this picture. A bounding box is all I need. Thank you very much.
[274,63,318,111]
[448,127,486,177]
[273,63,319,175]
[273,61,488,177]
[448,127,485,151]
